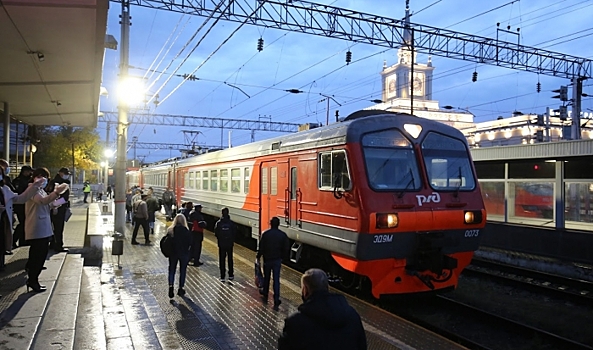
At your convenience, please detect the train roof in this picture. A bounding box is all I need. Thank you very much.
[141,111,467,168]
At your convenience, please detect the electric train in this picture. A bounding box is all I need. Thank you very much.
[127,110,486,297]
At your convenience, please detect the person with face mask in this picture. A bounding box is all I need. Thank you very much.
[0,165,46,272]
[0,159,16,192]
[49,167,71,253]
[278,269,367,350]
[25,167,69,292]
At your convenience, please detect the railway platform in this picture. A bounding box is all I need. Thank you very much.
[0,199,466,349]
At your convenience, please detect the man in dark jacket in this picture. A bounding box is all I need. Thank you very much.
[50,167,71,252]
[256,216,289,310]
[162,187,176,221]
[188,204,207,266]
[145,193,160,234]
[278,268,367,350]
[214,207,237,282]
[12,165,33,248]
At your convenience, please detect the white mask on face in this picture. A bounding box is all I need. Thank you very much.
[39,177,48,189]
[61,174,70,180]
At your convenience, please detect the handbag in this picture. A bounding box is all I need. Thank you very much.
[254,259,264,292]
[64,207,73,222]
[160,234,174,258]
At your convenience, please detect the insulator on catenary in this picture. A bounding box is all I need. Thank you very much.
[536,82,541,93]
[346,50,352,65]
[472,71,478,82]
[257,38,264,52]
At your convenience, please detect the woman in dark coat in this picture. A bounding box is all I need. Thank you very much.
[167,214,193,298]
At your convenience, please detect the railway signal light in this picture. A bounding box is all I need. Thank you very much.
[536,114,544,126]
[257,37,264,52]
[345,50,352,65]
[552,85,568,101]
[534,130,544,142]
[555,106,568,120]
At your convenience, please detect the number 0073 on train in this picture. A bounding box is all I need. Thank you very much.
[127,110,486,298]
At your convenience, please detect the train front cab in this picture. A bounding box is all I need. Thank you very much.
[330,122,486,298]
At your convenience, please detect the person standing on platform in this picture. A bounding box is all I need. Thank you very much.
[25,168,69,293]
[49,167,71,253]
[12,165,33,249]
[214,207,237,282]
[162,187,175,221]
[82,181,91,203]
[125,188,133,223]
[257,217,289,310]
[96,182,104,201]
[131,194,150,245]
[278,268,367,350]
[0,159,16,192]
[145,192,159,235]
[0,166,45,271]
[106,184,112,199]
[188,204,207,266]
[166,213,193,298]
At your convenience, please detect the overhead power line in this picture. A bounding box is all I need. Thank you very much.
[119,0,592,79]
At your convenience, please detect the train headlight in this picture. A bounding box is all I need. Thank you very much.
[464,210,483,224]
[376,213,399,228]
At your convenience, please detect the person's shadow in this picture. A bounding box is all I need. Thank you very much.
[171,296,230,348]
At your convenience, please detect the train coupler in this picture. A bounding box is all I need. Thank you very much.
[406,270,435,290]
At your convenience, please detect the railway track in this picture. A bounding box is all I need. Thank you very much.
[391,295,592,350]
[465,258,593,306]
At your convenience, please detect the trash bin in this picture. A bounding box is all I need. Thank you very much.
[112,232,124,268]
[102,203,109,213]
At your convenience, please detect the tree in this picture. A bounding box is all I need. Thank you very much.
[33,126,102,182]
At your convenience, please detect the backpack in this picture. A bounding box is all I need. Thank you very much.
[160,235,174,258]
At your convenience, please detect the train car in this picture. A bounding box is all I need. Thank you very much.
[128,110,486,298]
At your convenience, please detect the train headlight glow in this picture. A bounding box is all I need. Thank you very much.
[464,210,483,224]
[376,213,399,228]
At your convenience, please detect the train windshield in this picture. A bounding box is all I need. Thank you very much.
[362,129,421,191]
[421,132,475,191]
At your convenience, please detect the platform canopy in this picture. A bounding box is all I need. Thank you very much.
[0,0,109,128]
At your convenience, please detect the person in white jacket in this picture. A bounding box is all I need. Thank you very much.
[0,166,45,273]
[24,167,68,293]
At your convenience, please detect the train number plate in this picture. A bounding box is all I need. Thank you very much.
[373,234,393,243]
[464,229,480,237]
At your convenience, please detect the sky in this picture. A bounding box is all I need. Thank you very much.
[99,0,593,163]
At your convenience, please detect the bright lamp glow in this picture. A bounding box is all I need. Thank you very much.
[117,76,145,105]
[403,124,422,138]
[100,161,107,167]
[104,149,114,158]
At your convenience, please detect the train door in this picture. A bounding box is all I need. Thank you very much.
[260,161,278,234]
[288,158,300,227]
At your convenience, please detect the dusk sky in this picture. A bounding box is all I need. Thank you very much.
[99,0,593,163]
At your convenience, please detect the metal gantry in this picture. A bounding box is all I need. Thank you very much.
[99,111,301,132]
[117,0,592,79]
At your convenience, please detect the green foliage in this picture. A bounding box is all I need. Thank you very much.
[34,126,102,179]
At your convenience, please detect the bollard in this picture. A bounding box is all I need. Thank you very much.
[112,232,124,268]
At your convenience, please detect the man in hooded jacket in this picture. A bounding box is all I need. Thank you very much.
[278,268,366,350]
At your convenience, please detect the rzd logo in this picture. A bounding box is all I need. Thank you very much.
[416,192,441,206]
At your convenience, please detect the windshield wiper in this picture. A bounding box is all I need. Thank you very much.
[397,168,416,198]
[454,166,462,197]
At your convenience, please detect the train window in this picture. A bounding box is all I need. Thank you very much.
[422,132,475,191]
[271,167,278,195]
[184,172,189,188]
[220,169,229,192]
[195,171,201,190]
[189,172,195,189]
[211,170,218,191]
[291,167,297,200]
[262,168,268,195]
[231,168,241,193]
[244,167,250,194]
[362,129,420,191]
[202,171,209,190]
[318,150,351,191]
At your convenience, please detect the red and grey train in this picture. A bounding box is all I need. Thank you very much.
[127,110,486,298]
